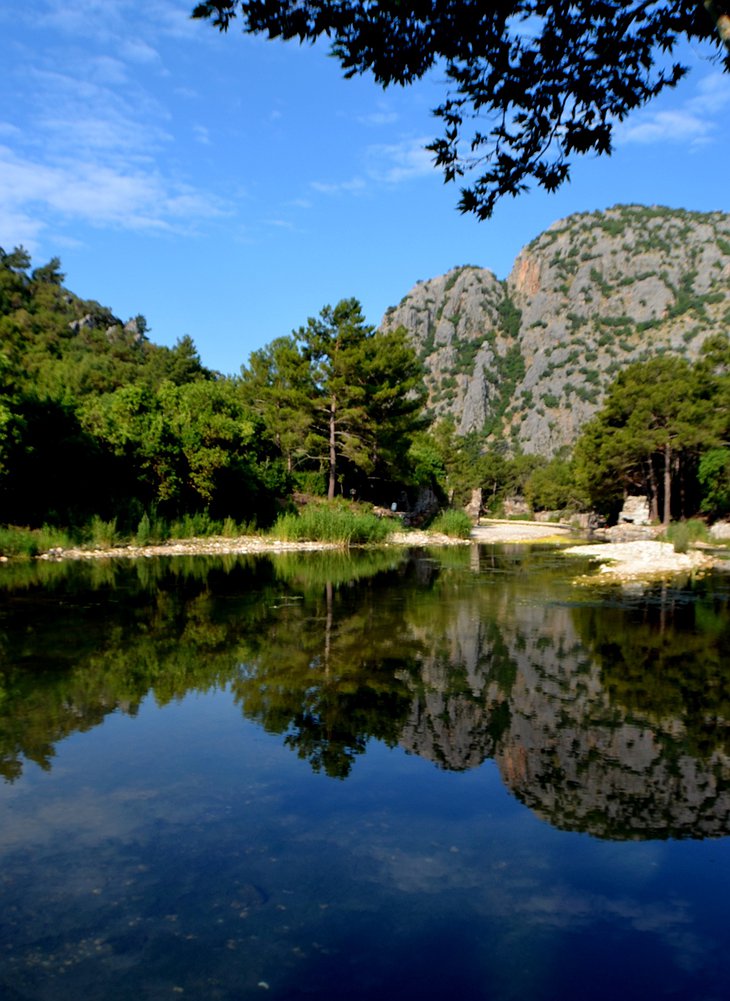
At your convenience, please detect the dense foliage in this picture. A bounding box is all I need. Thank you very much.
[574,335,730,523]
[0,248,426,536]
[192,1,730,218]
[241,298,426,501]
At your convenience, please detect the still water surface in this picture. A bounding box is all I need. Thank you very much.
[1,545,730,1000]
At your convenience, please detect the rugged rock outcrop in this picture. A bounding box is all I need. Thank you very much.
[381,205,730,455]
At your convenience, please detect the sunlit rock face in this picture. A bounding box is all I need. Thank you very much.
[382,205,730,456]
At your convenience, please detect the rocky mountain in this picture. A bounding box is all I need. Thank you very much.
[381,205,730,455]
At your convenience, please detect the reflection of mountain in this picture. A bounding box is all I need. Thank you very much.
[495,642,730,840]
[2,550,730,839]
[395,564,730,839]
[397,607,515,771]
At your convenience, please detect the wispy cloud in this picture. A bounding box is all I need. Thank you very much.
[0,146,227,242]
[619,109,715,145]
[310,136,433,198]
[0,0,228,250]
[366,137,434,183]
[358,109,399,127]
[264,218,299,231]
[311,177,367,195]
[618,70,730,147]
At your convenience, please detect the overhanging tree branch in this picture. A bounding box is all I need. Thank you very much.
[192,1,728,218]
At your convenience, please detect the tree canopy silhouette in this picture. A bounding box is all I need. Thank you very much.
[192,1,730,218]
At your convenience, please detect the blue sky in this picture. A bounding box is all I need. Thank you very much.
[2,0,729,376]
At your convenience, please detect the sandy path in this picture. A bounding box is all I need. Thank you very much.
[471,520,574,543]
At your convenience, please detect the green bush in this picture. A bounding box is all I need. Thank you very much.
[168,512,219,539]
[293,470,327,496]
[88,516,118,549]
[134,511,171,546]
[429,509,473,538]
[271,502,391,545]
[664,519,709,554]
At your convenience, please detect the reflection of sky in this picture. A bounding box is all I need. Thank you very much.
[2,691,729,1001]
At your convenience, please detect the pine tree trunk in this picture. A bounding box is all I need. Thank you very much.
[663,442,672,526]
[327,397,337,501]
[648,460,659,522]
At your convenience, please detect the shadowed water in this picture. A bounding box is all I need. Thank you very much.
[1,546,729,1000]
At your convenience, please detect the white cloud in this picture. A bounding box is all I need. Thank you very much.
[619,109,714,145]
[688,70,730,114]
[0,145,227,242]
[87,55,129,86]
[308,137,433,199]
[618,71,730,147]
[311,177,367,195]
[265,218,297,230]
[36,0,135,43]
[0,4,229,248]
[358,110,399,127]
[0,205,46,251]
[366,137,433,183]
[120,39,161,64]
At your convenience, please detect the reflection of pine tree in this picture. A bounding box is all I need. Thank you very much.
[234,576,418,779]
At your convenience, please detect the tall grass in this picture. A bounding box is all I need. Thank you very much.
[0,524,75,558]
[663,519,709,554]
[271,503,391,545]
[137,512,255,544]
[87,516,118,548]
[0,511,259,559]
[428,509,473,539]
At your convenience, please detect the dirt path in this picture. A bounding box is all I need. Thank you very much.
[471,520,575,543]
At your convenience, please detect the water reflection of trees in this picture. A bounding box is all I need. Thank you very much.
[2,550,730,839]
[231,580,417,779]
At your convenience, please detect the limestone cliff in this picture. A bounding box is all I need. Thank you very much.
[381,205,730,455]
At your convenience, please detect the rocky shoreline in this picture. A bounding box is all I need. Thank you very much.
[565,540,721,581]
[34,529,470,563]
[17,521,726,583]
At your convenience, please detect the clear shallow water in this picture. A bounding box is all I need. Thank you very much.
[1,546,730,1000]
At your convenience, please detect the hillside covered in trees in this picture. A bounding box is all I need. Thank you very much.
[2,203,730,540]
[0,249,426,535]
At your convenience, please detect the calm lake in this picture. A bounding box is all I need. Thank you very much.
[2,544,730,1001]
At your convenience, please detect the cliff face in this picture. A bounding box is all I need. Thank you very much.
[381,205,730,455]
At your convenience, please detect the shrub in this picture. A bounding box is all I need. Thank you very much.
[664,519,709,554]
[292,470,327,496]
[221,517,239,538]
[429,509,473,538]
[88,516,118,549]
[168,512,219,539]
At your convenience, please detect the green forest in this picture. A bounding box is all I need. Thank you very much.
[0,247,429,547]
[2,245,730,554]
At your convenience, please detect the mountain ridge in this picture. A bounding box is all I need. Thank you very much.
[381,204,730,455]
